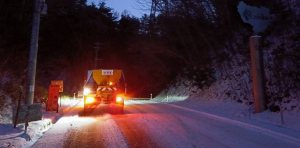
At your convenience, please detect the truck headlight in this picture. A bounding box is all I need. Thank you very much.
[83,88,91,95]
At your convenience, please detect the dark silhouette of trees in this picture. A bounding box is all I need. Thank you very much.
[1,0,300,109]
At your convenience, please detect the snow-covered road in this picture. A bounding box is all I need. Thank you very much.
[31,100,300,148]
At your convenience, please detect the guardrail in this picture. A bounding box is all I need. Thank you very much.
[129,98,151,100]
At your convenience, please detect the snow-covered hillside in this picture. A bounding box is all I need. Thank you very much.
[154,71,300,131]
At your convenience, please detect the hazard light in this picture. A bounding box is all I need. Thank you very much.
[109,82,113,86]
[85,97,95,104]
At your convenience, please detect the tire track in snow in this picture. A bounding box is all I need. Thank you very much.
[126,101,300,148]
[126,102,230,148]
[169,103,300,147]
[113,105,160,148]
[63,114,128,148]
[120,102,226,148]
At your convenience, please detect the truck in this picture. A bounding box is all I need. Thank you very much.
[83,69,126,114]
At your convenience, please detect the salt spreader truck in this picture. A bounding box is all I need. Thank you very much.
[83,69,126,114]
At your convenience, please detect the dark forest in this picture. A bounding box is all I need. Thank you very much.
[1,0,300,110]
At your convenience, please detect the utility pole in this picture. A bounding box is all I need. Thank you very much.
[25,0,47,105]
[94,42,101,69]
[24,0,46,133]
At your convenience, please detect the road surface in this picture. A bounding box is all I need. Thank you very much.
[32,100,300,148]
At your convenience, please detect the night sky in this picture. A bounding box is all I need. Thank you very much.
[87,0,147,18]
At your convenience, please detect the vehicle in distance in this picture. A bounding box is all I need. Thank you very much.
[83,69,126,114]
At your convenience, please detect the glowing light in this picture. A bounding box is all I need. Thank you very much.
[116,96,123,102]
[109,82,113,85]
[83,88,91,95]
[86,97,95,104]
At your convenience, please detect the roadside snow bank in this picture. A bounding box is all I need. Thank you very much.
[0,98,81,148]
[154,77,300,131]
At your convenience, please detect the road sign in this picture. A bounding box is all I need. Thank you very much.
[47,85,59,111]
[13,103,42,124]
[237,1,272,33]
[51,80,63,92]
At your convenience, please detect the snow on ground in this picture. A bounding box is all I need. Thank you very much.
[0,98,80,148]
[122,100,300,147]
[0,80,300,147]
[154,77,300,132]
